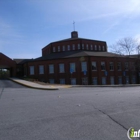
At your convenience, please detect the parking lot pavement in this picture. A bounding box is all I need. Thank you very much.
[0,87,140,140]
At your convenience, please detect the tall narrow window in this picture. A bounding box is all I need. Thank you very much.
[101,62,105,70]
[82,44,84,50]
[49,64,54,73]
[78,44,80,50]
[95,45,97,50]
[91,62,97,70]
[72,44,75,50]
[125,62,129,71]
[67,45,70,51]
[99,45,101,51]
[110,62,114,71]
[39,65,44,74]
[86,44,88,50]
[59,63,65,73]
[102,46,105,51]
[81,62,87,71]
[63,45,65,51]
[53,47,55,52]
[30,66,34,75]
[117,62,121,71]
[90,45,93,50]
[58,46,60,52]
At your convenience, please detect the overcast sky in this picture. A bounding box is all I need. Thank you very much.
[0,0,140,58]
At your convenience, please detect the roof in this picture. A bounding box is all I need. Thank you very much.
[14,59,33,64]
[42,37,107,50]
[34,51,122,61]
[51,37,107,43]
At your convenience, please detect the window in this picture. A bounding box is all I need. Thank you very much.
[81,62,87,71]
[86,44,88,50]
[90,45,93,50]
[72,44,75,50]
[78,44,80,50]
[102,46,105,51]
[63,45,65,51]
[91,62,97,70]
[67,45,70,51]
[118,76,122,84]
[131,76,136,84]
[49,64,54,73]
[102,77,106,85]
[126,76,129,84]
[53,47,55,52]
[117,62,121,71]
[99,45,101,51]
[39,65,44,74]
[95,45,97,50]
[125,62,129,71]
[70,63,76,72]
[58,46,60,52]
[60,79,65,84]
[131,62,135,71]
[82,77,88,85]
[49,79,54,84]
[59,63,65,73]
[110,62,114,71]
[101,62,105,70]
[92,77,97,85]
[82,44,84,50]
[30,66,34,75]
[110,77,114,85]
[71,78,76,85]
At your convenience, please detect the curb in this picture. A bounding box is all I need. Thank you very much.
[71,84,140,88]
[9,78,59,90]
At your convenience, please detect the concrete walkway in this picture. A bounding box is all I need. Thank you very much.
[10,78,72,90]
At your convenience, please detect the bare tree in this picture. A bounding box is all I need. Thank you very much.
[110,37,138,84]
[110,37,136,55]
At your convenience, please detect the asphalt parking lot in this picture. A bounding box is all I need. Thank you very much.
[0,80,140,140]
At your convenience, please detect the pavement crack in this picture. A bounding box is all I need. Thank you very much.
[0,87,4,99]
[93,106,129,131]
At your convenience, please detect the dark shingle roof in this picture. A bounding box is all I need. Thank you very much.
[34,51,122,61]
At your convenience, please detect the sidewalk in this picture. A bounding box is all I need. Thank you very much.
[10,78,72,90]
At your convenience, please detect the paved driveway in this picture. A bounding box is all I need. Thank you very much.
[0,79,26,88]
[0,84,140,140]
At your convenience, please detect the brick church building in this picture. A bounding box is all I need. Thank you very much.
[13,31,139,85]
